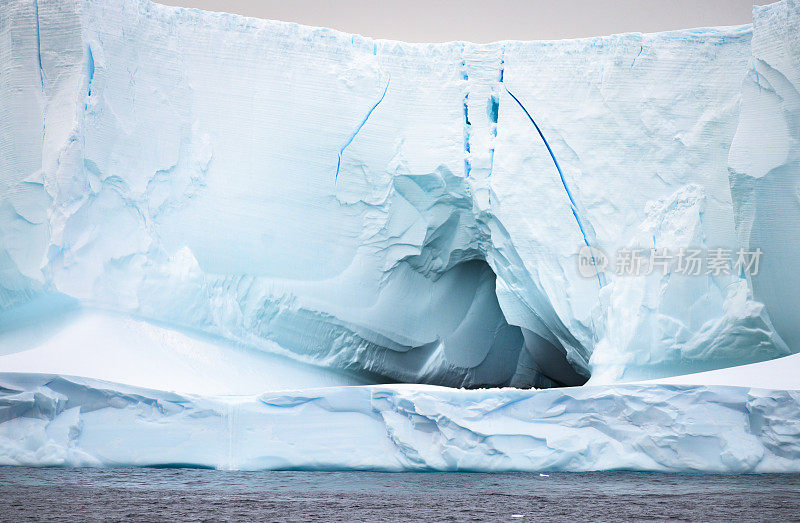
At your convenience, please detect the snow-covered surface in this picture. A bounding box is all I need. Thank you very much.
[0,309,376,395]
[635,353,800,391]
[2,312,799,471]
[1,0,800,471]
[3,307,799,395]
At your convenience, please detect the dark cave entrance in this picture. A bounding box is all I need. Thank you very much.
[371,257,589,390]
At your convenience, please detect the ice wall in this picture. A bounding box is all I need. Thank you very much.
[0,0,797,387]
[728,0,800,357]
[2,373,799,472]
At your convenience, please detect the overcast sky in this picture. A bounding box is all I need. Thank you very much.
[155,0,770,43]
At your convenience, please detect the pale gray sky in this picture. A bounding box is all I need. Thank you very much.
[155,0,770,43]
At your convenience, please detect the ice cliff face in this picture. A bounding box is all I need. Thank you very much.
[1,0,799,388]
[728,0,800,361]
[3,373,800,472]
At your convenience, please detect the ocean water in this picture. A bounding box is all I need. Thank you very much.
[1,468,799,521]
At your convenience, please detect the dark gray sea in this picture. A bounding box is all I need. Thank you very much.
[1,468,799,522]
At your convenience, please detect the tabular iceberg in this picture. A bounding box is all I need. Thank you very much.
[1,0,799,471]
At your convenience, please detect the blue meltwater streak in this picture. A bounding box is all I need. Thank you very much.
[335,76,391,183]
[503,86,603,287]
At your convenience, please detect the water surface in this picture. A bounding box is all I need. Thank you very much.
[2,468,799,521]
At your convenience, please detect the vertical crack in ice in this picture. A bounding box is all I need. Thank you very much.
[33,0,45,88]
[334,75,390,184]
[461,45,471,179]
[487,47,505,180]
[86,45,95,97]
[483,48,505,205]
[503,86,603,286]
[631,45,643,68]
[486,91,498,183]
[498,47,505,83]
[463,92,471,179]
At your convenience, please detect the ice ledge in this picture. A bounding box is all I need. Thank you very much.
[1,372,799,472]
[634,352,800,391]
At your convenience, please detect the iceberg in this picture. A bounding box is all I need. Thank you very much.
[0,0,799,471]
